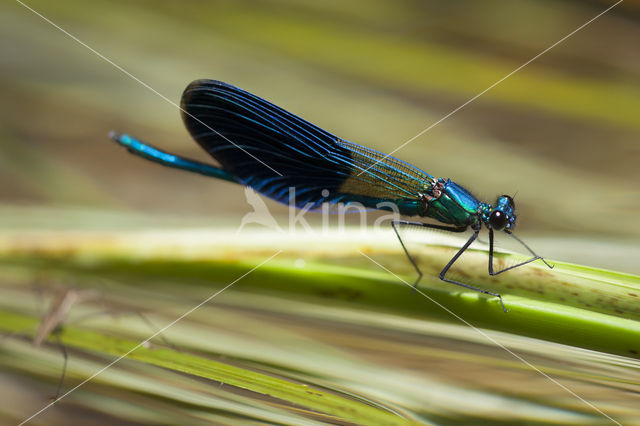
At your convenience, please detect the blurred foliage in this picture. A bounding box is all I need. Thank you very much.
[1,0,639,246]
[1,228,640,424]
[1,0,640,424]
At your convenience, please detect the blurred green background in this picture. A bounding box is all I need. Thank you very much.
[2,2,640,425]
[1,0,639,270]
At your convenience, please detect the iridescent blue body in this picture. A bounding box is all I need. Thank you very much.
[110,80,550,312]
[111,132,238,183]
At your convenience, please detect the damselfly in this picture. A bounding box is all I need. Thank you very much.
[110,80,552,312]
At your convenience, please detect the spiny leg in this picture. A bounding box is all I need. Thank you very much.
[391,220,467,289]
[488,229,553,276]
[507,230,554,269]
[439,229,508,313]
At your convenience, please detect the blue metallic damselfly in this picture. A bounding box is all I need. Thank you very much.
[110,80,552,312]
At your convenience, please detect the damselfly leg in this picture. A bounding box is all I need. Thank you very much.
[488,229,553,276]
[391,220,508,312]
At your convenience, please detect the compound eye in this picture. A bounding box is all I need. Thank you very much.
[489,210,508,231]
[501,195,514,208]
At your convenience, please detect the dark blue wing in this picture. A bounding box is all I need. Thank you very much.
[181,80,433,213]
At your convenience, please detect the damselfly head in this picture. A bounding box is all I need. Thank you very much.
[489,195,516,231]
